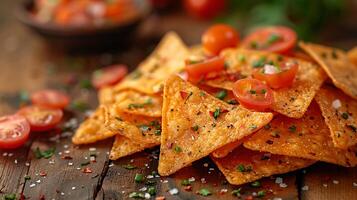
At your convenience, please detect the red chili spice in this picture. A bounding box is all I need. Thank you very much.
[82,167,93,173]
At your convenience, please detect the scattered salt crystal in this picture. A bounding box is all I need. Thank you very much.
[109,163,114,167]
[144,193,151,199]
[68,162,73,166]
[275,177,283,184]
[273,198,282,200]
[76,168,81,170]
[130,159,134,163]
[60,192,65,196]
[14,159,18,164]
[25,162,30,166]
[323,183,328,187]
[220,188,228,193]
[279,183,288,188]
[332,99,341,109]
[89,147,96,152]
[64,150,70,154]
[72,187,76,190]
[36,180,41,183]
[188,177,195,182]
[90,157,96,162]
[203,163,209,167]
[63,144,69,149]
[353,182,357,187]
[333,180,339,184]
[147,175,154,179]
[200,178,206,183]
[169,188,179,195]
[49,160,55,164]
[8,153,13,157]
[209,168,215,171]
[302,185,309,191]
[139,187,147,191]
[29,183,36,188]
[106,152,110,155]
[2,152,8,156]
[162,180,168,183]
[58,152,62,155]
[252,192,257,196]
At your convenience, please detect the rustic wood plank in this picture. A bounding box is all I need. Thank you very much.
[100,148,299,200]
[301,163,357,200]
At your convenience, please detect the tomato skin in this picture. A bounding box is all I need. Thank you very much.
[91,65,128,89]
[17,106,63,132]
[0,115,30,149]
[31,89,70,109]
[253,62,299,89]
[184,0,226,20]
[202,24,240,55]
[241,26,297,54]
[185,57,225,83]
[232,78,274,111]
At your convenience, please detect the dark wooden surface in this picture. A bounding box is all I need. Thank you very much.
[1,0,357,199]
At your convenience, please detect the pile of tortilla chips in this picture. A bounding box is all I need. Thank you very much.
[72,32,357,186]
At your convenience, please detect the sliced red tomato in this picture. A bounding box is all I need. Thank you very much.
[91,65,128,89]
[233,78,274,111]
[184,0,226,20]
[17,106,63,132]
[185,57,225,83]
[202,24,240,55]
[0,115,30,149]
[241,26,297,54]
[31,89,70,109]
[252,61,299,89]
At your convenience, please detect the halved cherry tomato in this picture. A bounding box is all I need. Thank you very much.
[91,65,128,89]
[185,57,225,82]
[233,78,274,111]
[17,106,63,132]
[202,24,240,55]
[252,61,299,89]
[0,115,30,149]
[31,89,70,109]
[241,26,297,54]
[184,0,226,20]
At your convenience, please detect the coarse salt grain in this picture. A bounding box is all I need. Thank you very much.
[147,175,154,179]
[139,187,147,191]
[302,185,309,191]
[333,180,339,184]
[275,177,283,184]
[144,193,151,199]
[188,177,195,182]
[14,159,18,164]
[353,182,357,187]
[279,183,288,188]
[203,163,209,167]
[68,162,73,166]
[332,99,342,109]
[29,183,36,188]
[36,180,41,183]
[323,183,328,187]
[273,198,282,200]
[169,188,179,195]
[72,187,76,190]
[89,148,96,152]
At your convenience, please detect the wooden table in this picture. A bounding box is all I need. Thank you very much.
[1,1,357,199]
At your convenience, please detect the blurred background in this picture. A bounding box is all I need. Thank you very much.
[0,0,356,102]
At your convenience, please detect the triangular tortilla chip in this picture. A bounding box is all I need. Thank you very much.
[211,146,314,185]
[114,32,189,94]
[299,42,357,100]
[105,105,161,145]
[315,85,357,149]
[347,46,357,66]
[98,87,116,105]
[244,101,357,167]
[110,135,157,160]
[204,49,326,118]
[211,140,243,158]
[72,106,117,145]
[158,76,273,176]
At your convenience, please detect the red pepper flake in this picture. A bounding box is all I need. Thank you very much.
[180,91,188,99]
[184,185,192,191]
[245,195,253,200]
[39,171,47,177]
[61,155,73,160]
[155,197,165,200]
[39,194,45,200]
[82,167,93,173]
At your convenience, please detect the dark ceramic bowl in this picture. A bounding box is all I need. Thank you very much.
[16,0,151,51]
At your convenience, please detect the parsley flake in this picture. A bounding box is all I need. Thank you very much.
[148,186,156,195]
[4,194,16,200]
[198,188,212,196]
[341,112,349,120]
[231,188,241,196]
[181,179,192,186]
[251,181,261,187]
[174,146,182,153]
[288,125,297,133]
[34,147,55,159]
[252,57,266,68]
[215,90,227,100]
[267,33,281,44]
[134,173,144,183]
[236,164,252,172]
[128,192,145,199]
[191,125,199,132]
[257,190,266,197]
[213,108,221,120]
[122,164,137,170]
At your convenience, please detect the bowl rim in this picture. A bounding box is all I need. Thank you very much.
[16,0,151,36]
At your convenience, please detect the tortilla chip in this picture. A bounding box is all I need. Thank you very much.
[211,140,243,158]
[105,105,161,144]
[244,101,357,167]
[113,90,162,117]
[98,86,116,105]
[204,49,326,118]
[158,76,273,176]
[109,135,157,160]
[114,32,189,94]
[315,85,357,149]
[299,42,357,100]
[72,106,117,145]
[347,46,357,66]
[211,146,314,185]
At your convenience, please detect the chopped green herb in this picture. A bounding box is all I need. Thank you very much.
[130,70,142,79]
[122,164,137,170]
[34,147,55,159]
[128,98,152,109]
[181,179,191,186]
[4,194,16,200]
[128,192,145,199]
[341,112,349,120]
[231,188,241,196]
[257,190,266,197]
[174,146,182,153]
[148,186,156,195]
[264,124,271,130]
[199,91,206,97]
[249,124,257,130]
[227,99,238,105]
[198,188,212,196]
[251,181,261,187]
[139,125,150,132]
[70,100,89,112]
[215,90,227,100]
[288,125,297,133]
[191,125,199,132]
[236,164,252,172]
[252,57,266,68]
[188,60,201,64]
[134,173,144,183]
[267,33,281,44]
[213,108,221,120]
[19,90,30,104]
[154,129,161,135]
[80,79,92,89]
[81,161,90,166]
[250,41,258,49]
[249,90,256,94]
[238,54,246,62]
[24,175,31,181]
[261,89,267,94]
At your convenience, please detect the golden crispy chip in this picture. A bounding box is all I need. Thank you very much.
[315,85,357,149]
[347,47,357,66]
[98,86,116,105]
[114,32,189,94]
[158,76,273,176]
[114,90,162,117]
[211,140,243,158]
[204,49,326,118]
[244,101,357,167]
[105,105,161,144]
[299,42,357,100]
[109,135,157,160]
[211,146,314,185]
[72,106,117,145]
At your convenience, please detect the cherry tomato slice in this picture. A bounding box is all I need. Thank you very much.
[17,106,63,132]
[202,24,240,55]
[233,78,274,111]
[31,89,70,109]
[252,61,299,89]
[185,57,225,83]
[91,65,128,89]
[241,26,297,54]
[0,115,30,149]
[184,0,226,20]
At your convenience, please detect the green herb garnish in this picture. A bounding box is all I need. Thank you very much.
[191,125,199,132]
[174,146,182,153]
[181,179,191,186]
[251,181,261,187]
[198,188,212,196]
[4,194,16,200]
[34,147,55,159]
[257,190,266,197]
[231,188,241,196]
[128,192,145,199]
[341,112,349,120]
[236,164,252,172]
[215,90,227,100]
[213,108,221,120]
[148,186,156,195]
[122,164,137,170]
[288,125,297,133]
[134,173,144,183]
